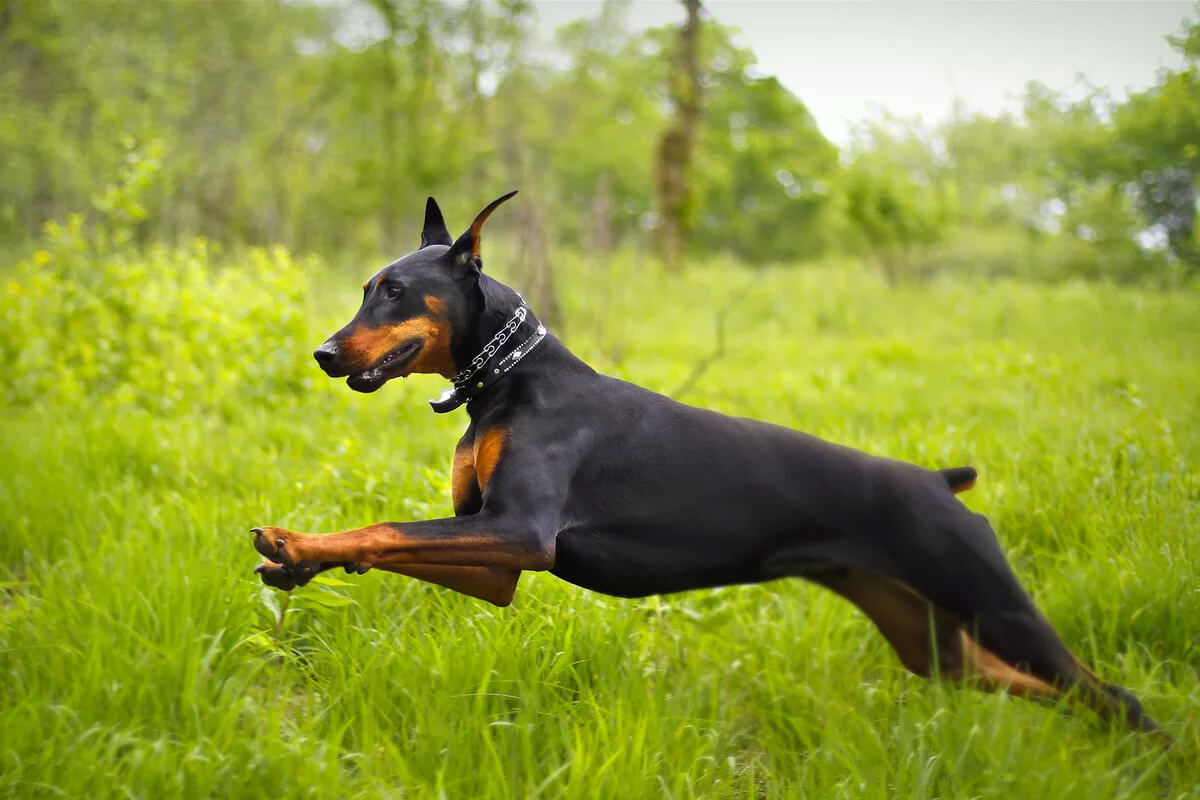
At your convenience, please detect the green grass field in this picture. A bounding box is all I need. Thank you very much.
[2,252,1198,798]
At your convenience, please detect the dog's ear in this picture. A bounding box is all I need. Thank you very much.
[420,197,453,248]
[446,190,518,278]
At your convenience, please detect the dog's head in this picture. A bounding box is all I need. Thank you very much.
[314,192,516,393]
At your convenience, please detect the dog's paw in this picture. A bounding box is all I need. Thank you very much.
[251,526,302,567]
[254,559,315,590]
[251,527,369,586]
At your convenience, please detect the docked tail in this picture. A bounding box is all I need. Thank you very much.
[940,466,977,493]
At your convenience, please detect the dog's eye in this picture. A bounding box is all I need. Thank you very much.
[385,285,404,300]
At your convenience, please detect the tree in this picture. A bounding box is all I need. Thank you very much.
[840,119,952,282]
[654,0,703,270]
[1115,62,1200,270]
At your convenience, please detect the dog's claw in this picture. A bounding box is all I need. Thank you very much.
[250,527,263,535]
[254,563,267,575]
[356,564,371,575]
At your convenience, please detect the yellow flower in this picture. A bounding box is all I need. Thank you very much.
[33,250,52,264]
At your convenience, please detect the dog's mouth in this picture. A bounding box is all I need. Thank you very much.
[346,338,424,393]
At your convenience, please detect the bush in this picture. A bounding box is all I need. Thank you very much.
[1,214,316,415]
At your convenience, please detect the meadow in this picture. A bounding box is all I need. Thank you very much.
[1,242,1198,799]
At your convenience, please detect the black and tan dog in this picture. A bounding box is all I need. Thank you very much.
[253,192,1164,737]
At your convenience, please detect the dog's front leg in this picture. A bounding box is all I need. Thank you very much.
[252,436,571,603]
[254,557,519,606]
[376,564,521,606]
[252,511,556,575]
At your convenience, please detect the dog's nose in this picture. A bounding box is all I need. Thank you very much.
[313,341,339,371]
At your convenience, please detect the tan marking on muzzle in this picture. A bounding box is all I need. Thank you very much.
[340,297,455,379]
[341,318,436,374]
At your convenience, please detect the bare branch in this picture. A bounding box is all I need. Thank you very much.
[670,280,753,400]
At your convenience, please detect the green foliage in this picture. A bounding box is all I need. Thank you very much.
[691,30,839,263]
[545,4,669,243]
[0,165,315,414]
[1,251,1198,798]
[1115,63,1200,267]
[841,72,1195,285]
[2,0,1199,282]
[0,0,838,264]
[839,120,953,281]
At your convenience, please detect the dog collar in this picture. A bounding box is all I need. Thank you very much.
[429,303,547,413]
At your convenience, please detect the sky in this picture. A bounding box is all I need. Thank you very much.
[534,1,1195,145]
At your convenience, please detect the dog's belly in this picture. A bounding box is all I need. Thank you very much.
[549,523,784,598]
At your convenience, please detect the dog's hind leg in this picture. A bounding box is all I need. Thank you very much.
[815,564,1170,742]
[816,566,1063,700]
[873,498,1166,737]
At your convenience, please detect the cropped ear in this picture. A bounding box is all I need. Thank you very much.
[446,190,518,277]
[420,197,453,248]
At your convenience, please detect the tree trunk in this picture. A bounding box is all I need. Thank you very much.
[496,2,564,333]
[513,179,563,334]
[654,0,702,271]
[371,0,400,253]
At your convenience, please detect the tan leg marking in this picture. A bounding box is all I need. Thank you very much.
[288,524,505,564]
[826,567,962,676]
[255,524,534,570]
[825,567,1063,701]
[957,632,1061,698]
[373,562,519,606]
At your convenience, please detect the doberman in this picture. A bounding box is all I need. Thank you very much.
[253,192,1165,738]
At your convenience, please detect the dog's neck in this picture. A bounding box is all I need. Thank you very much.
[458,273,526,364]
[431,274,552,415]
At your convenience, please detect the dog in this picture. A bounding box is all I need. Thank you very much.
[253,192,1164,738]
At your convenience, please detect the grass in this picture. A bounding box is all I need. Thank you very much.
[1,252,1198,798]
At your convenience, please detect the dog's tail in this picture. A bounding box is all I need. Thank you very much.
[939,466,978,493]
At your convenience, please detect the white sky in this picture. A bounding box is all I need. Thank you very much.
[534,1,1195,145]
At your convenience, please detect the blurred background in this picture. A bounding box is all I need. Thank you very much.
[2,0,1199,290]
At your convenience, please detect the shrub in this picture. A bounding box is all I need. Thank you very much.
[1,215,315,415]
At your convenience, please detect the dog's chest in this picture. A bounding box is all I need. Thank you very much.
[451,425,508,513]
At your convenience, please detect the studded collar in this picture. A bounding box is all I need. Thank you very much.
[428,303,547,413]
